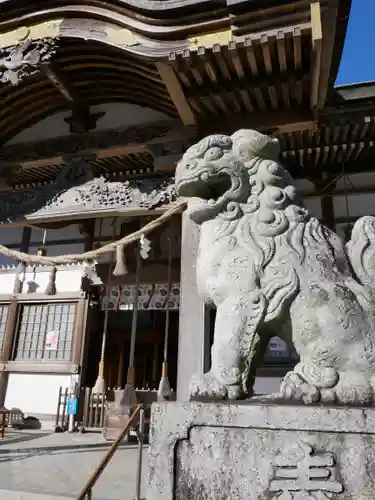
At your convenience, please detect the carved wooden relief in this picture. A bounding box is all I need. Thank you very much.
[0,174,177,223]
[0,38,58,85]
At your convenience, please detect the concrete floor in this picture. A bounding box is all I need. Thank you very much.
[0,429,148,499]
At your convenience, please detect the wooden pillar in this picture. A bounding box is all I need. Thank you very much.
[0,226,31,407]
[314,175,336,231]
[321,195,335,231]
[77,220,96,388]
[81,219,95,252]
[176,209,211,402]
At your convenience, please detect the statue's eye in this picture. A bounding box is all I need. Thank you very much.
[218,137,232,148]
[184,160,197,170]
[205,147,223,161]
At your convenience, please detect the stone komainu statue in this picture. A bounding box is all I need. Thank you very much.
[175,129,375,405]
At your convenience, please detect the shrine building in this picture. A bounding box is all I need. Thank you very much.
[0,0,371,427]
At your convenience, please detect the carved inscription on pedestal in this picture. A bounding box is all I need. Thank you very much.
[270,442,343,500]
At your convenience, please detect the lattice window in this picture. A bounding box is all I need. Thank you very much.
[14,303,77,361]
[0,304,9,354]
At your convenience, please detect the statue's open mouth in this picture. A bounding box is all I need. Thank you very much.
[176,172,232,203]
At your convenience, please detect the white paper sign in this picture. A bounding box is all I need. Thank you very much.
[45,330,59,350]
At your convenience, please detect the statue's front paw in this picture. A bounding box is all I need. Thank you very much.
[335,372,373,405]
[189,372,240,401]
[280,371,319,404]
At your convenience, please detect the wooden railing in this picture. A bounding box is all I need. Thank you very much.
[55,385,169,433]
[76,404,143,500]
[81,388,106,431]
[55,387,69,431]
[0,408,24,437]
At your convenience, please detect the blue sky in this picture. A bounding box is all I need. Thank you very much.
[335,0,375,86]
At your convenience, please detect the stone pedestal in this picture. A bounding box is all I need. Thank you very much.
[147,400,375,500]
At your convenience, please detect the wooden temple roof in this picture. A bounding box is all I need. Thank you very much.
[0,0,373,202]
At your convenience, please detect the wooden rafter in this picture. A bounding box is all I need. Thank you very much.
[310,1,323,110]
[199,110,317,136]
[186,69,306,99]
[156,62,196,127]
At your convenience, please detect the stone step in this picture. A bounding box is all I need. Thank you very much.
[0,430,148,500]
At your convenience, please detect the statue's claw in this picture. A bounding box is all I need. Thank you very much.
[280,371,320,404]
[189,372,240,401]
[335,372,373,405]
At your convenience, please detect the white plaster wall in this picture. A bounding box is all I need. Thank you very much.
[0,225,86,293]
[5,373,72,417]
[0,227,22,292]
[296,173,375,223]
[28,228,84,294]
[335,172,375,191]
[0,274,20,294]
[7,103,169,144]
[21,266,84,294]
[333,193,375,218]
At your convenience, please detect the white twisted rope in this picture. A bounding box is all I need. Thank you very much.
[0,200,187,266]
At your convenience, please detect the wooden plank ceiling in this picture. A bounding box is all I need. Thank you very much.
[169,25,312,120]
[0,38,178,144]
[0,0,362,188]
[281,119,375,180]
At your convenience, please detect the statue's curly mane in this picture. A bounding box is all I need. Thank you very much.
[211,131,353,322]
[176,129,354,322]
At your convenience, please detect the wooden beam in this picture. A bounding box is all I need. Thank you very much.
[156,62,196,127]
[310,1,323,110]
[40,63,105,133]
[320,105,375,125]
[316,0,340,109]
[0,120,189,168]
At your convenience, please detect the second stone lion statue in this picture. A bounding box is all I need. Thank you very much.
[175,129,375,405]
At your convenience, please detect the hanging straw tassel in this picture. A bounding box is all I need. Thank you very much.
[112,244,128,277]
[45,266,57,295]
[157,362,172,401]
[14,262,26,293]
